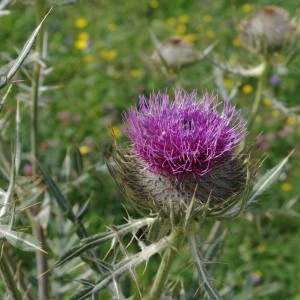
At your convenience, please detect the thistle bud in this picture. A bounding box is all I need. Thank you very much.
[151,36,198,69]
[239,6,297,55]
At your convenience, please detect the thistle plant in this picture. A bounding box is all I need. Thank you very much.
[106,89,253,299]
[1,2,299,300]
[49,85,291,299]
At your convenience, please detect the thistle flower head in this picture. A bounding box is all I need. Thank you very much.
[109,90,252,218]
[124,90,246,180]
[239,6,297,55]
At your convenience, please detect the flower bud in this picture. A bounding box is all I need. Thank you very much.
[239,6,297,55]
[151,36,198,69]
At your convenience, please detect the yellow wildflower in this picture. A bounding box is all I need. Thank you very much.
[130,69,141,78]
[75,18,88,29]
[178,15,189,24]
[232,38,242,47]
[182,34,197,43]
[263,97,272,107]
[83,55,94,64]
[223,79,233,88]
[203,14,212,23]
[100,49,118,62]
[242,84,253,94]
[253,270,263,278]
[111,125,122,138]
[175,24,187,35]
[205,30,216,39]
[286,116,296,125]
[149,0,159,9]
[78,32,89,40]
[79,145,91,156]
[257,244,266,253]
[271,109,280,117]
[281,182,292,192]
[166,18,176,27]
[242,3,253,13]
[74,39,88,51]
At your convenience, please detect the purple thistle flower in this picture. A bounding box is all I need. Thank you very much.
[124,90,247,180]
[108,89,252,217]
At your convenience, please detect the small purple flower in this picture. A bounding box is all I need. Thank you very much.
[64,35,74,45]
[108,89,252,217]
[22,163,33,176]
[269,74,281,86]
[250,271,263,285]
[124,90,246,180]
[57,111,72,122]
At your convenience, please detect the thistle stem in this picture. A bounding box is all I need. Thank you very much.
[147,223,183,300]
[30,1,49,299]
[31,0,47,171]
[0,245,22,300]
[248,58,268,132]
[31,214,49,300]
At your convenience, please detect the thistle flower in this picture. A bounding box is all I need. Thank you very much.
[151,36,198,69]
[108,90,251,218]
[239,6,297,55]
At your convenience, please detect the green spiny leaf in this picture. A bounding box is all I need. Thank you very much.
[189,231,222,300]
[0,8,52,89]
[0,225,46,252]
[247,151,293,207]
[37,161,69,214]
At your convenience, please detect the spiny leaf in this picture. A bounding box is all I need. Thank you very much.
[70,285,94,300]
[188,231,222,300]
[0,83,12,113]
[0,225,46,252]
[73,147,83,175]
[81,217,154,244]
[54,217,154,269]
[0,8,52,89]
[0,156,16,219]
[70,234,170,300]
[247,152,293,207]
[37,161,69,214]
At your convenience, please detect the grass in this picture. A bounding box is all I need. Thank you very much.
[1,0,300,299]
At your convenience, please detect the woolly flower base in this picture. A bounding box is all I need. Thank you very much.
[151,36,198,69]
[108,89,252,218]
[108,149,249,218]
